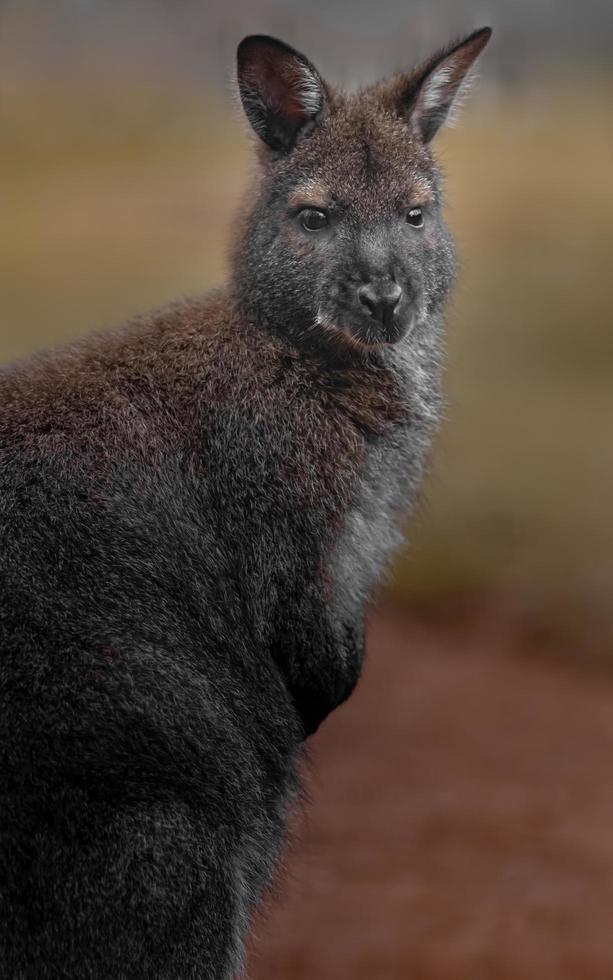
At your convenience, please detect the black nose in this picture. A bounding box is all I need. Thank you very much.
[358,281,402,325]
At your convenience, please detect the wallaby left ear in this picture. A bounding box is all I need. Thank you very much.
[237,35,327,153]
[380,27,492,143]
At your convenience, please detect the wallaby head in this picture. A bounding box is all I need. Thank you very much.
[232,28,491,351]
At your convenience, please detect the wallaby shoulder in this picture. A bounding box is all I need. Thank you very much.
[0,287,415,456]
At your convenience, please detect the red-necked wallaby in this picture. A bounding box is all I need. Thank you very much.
[0,27,491,979]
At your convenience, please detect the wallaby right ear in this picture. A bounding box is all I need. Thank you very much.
[237,35,327,153]
[376,27,492,143]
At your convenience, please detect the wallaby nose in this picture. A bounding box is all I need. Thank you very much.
[358,281,402,324]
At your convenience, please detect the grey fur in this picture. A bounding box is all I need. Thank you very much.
[0,28,490,979]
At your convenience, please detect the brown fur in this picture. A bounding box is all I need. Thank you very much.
[0,27,491,979]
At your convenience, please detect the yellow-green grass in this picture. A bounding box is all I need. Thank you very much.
[2,78,612,613]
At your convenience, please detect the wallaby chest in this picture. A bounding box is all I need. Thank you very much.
[322,337,440,618]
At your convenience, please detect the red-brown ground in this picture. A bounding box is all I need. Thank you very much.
[246,604,613,980]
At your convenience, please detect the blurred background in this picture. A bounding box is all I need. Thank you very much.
[2,1,612,977]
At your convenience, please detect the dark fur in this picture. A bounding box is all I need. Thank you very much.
[0,28,490,979]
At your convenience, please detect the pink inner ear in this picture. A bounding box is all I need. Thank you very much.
[244,51,311,123]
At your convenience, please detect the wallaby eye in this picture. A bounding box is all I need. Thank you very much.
[299,208,329,231]
[406,207,424,228]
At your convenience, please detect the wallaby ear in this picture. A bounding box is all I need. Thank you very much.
[236,35,327,153]
[380,27,492,143]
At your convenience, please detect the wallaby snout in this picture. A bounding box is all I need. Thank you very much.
[351,229,421,343]
[356,278,410,345]
[358,280,402,325]
[317,233,423,347]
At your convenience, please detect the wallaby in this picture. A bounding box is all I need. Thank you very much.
[0,27,491,980]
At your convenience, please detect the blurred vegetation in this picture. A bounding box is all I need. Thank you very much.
[1,74,612,626]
